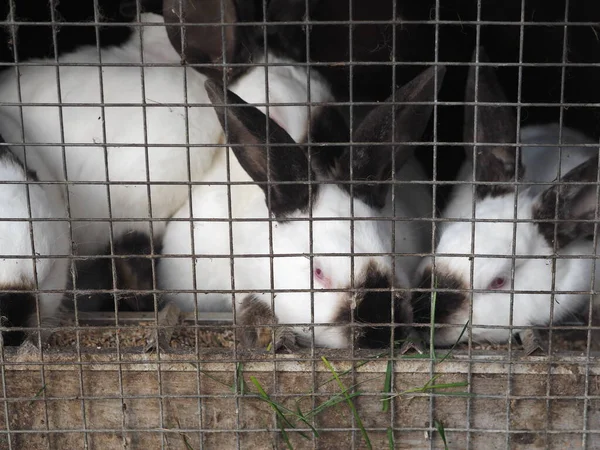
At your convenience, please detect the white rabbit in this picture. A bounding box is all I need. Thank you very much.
[0,136,69,349]
[413,47,600,347]
[158,66,444,349]
[0,10,332,258]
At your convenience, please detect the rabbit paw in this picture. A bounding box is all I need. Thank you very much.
[519,328,547,356]
[16,337,44,362]
[237,295,299,352]
[398,329,426,355]
[144,302,182,353]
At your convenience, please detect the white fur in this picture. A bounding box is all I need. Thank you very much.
[0,146,69,326]
[0,13,329,256]
[159,138,431,348]
[421,123,599,345]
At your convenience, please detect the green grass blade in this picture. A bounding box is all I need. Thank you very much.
[29,384,47,406]
[293,404,321,438]
[278,417,294,450]
[236,363,246,395]
[382,359,393,412]
[189,364,237,393]
[249,376,309,440]
[387,427,395,449]
[434,419,449,450]
[430,282,437,361]
[322,357,372,450]
[437,321,469,365]
[175,418,195,450]
[307,391,363,418]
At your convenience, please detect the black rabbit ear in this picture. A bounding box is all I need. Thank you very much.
[534,154,600,249]
[335,65,445,210]
[306,105,350,175]
[205,80,316,219]
[163,0,258,82]
[464,46,523,199]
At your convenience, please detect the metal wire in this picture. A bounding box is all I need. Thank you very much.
[0,0,598,448]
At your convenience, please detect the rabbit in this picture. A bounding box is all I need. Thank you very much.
[412,47,600,348]
[158,65,444,350]
[0,7,333,258]
[0,137,70,350]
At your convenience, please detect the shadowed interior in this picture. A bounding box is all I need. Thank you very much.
[0,290,37,346]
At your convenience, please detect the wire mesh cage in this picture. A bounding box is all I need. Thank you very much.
[0,0,599,448]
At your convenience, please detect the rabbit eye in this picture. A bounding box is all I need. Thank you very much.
[489,277,506,290]
[314,268,324,280]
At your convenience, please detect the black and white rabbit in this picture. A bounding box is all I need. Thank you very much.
[158,66,444,349]
[0,136,69,350]
[412,48,600,348]
[0,7,333,257]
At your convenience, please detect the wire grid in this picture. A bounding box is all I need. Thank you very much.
[0,0,598,448]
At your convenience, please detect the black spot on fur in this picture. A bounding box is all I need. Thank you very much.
[412,267,467,324]
[342,262,414,348]
[0,292,36,346]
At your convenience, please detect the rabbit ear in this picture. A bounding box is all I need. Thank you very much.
[464,46,523,199]
[163,0,258,82]
[335,65,445,209]
[534,154,600,249]
[306,105,350,175]
[205,80,315,218]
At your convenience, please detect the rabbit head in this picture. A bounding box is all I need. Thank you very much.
[203,65,443,349]
[412,48,600,347]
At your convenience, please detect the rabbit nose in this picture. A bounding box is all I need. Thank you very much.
[412,268,469,325]
[354,290,413,349]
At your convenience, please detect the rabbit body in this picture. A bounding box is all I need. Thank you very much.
[413,50,600,346]
[0,13,223,255]
[159,67,443,349]
[0,143,69,344]
[0,12,335,257]
[432,130,599,345]
[159,149,431,348]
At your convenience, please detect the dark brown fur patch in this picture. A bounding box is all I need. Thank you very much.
[411,266,468,325]
[163,0,258,83]
[237,294,297,351]
[335,261,414,348]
